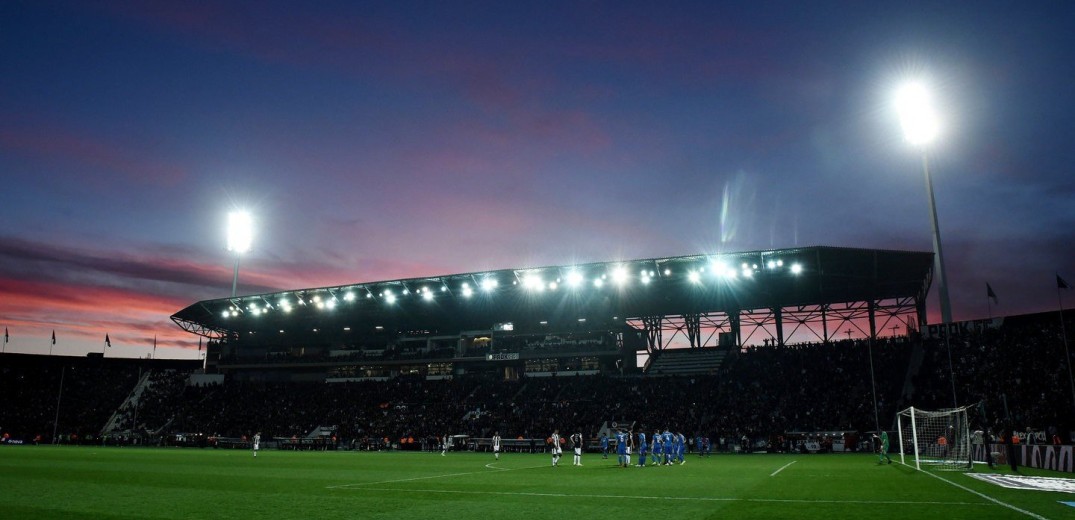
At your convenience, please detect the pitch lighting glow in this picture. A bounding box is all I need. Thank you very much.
[461,284,474,298]
[611,266,628,285]
[566,270,584,288]
[790,263,804,275]
[895,81,941,146]
[226,211,253,254]
[422,291,434,301]
[688,271,701,283]
[384,291,396,304]
[523,273,544,291]
[593,278,605,288]
[482,278,498,292]
[343,292,355,301]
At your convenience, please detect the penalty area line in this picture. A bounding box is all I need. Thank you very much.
[354,487,994,507]
[770,460,796,477]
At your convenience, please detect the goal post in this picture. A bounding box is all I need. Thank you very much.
[896,405,973,471]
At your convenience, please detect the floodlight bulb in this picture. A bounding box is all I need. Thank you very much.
[895,81,940,146]
[791,263,803,275]
[226,211,253,253]
[566,270,584,287]
[688,271,701,283]
[611,266,628,285]
[422,291,434,301]
[593,278,605,288]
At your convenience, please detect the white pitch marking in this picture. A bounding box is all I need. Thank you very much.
[911,466,1050,520]
[770,460,796,477]
[354,487,993,507]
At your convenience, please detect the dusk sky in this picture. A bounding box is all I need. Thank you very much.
[2,1,1074,359]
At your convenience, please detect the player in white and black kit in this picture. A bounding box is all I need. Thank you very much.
[252,432,261,458]
[550,429,562,467]
[492,431,502,460]
[571,432,583,466]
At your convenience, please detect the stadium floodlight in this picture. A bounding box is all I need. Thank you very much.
[226,210,253,297]
[384,290,396,304]
[611,266,629,285]
[523,273,544,291]
[767,260,777,269]
[593,278,605,288]
[461,284,473,298]
[566,270,584,288]
[895,79,956,408]
[422,291,434,301]
[343,292,355,302]
[325,299,336,310]
[221,310,229,319]
[895,81,940,146]
[481,277,498,292]
[548,281,558,291]
[688,271,701,284]
[790,263,803,275]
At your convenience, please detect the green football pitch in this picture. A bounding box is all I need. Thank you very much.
[1,446,1071,519]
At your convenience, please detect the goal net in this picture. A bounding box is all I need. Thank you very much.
[896,405,972,471]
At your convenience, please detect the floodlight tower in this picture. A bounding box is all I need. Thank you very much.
[895,81,951,325]
[227,211,253,297]
[896,80,957,407]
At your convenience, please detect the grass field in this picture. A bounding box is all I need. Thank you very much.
[1,446,1072,519]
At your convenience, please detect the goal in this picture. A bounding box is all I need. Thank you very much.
[896,405,972,471]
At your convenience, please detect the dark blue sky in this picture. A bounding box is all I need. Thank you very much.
[2,0,1073,358]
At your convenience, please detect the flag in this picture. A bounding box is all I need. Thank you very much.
[198,337,203,351]
[52,330,56,344]
[105,334,111,348]
[4,327,7,344]
[986,283,998,304]
[1060,275,1071,290]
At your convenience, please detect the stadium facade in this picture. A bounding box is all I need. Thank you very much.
[171,246,934,382]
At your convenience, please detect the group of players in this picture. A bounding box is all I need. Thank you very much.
[542,428,692,467]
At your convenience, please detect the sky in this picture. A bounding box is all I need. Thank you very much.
[2,0,1074,359]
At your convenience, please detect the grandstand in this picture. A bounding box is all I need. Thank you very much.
[170,246,933,381]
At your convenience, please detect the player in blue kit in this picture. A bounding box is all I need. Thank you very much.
[615,429,627,467]
[662,430,673,465]
[649,427,657,464]
[637,430,648,467]
[676,432,687,464]
[600,433,609,459]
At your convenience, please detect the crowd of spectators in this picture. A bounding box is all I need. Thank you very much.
[3,312,1072,449]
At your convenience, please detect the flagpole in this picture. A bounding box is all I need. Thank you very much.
[1058,278,1075,417]
[52,364,66,444]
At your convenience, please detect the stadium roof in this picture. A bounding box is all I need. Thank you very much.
[171,246,933,342]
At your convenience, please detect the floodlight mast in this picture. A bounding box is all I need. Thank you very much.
[896,81,951,325]
[227,211,253,298]
[896,80,957,408]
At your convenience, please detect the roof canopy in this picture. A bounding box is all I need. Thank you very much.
[171,246,933,341]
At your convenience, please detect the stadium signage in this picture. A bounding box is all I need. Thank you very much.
[925,318,1002,338]
[485,352,519,361]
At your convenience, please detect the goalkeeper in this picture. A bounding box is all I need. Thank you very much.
[874,431,892,464]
